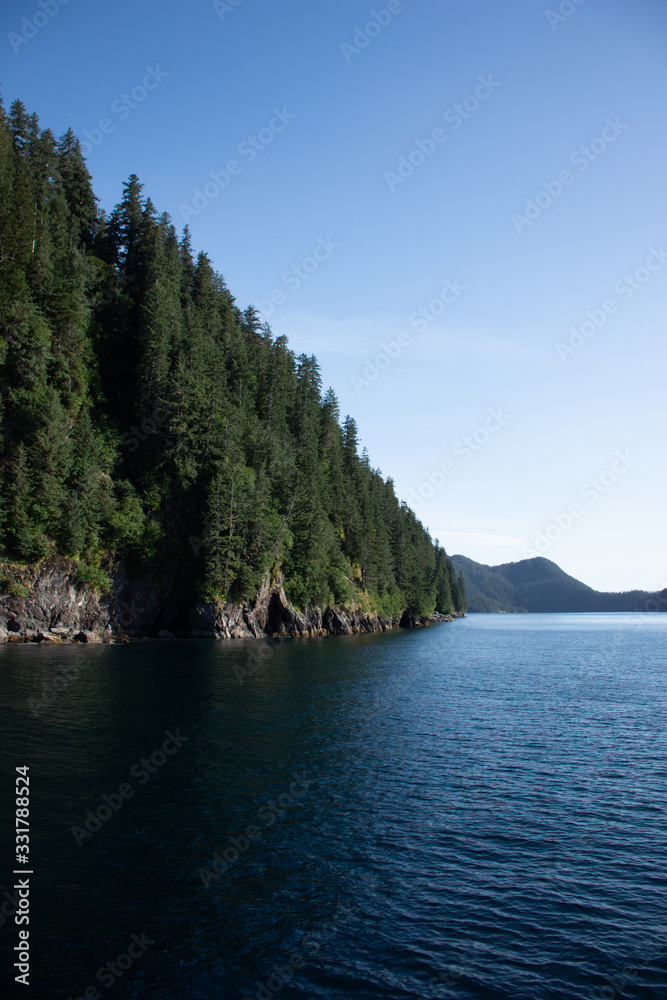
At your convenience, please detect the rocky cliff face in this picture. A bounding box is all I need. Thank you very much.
[0,557,460,644]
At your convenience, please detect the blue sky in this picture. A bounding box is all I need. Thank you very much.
[2,0,666,591]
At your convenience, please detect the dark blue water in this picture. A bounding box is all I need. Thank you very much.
[1,614,667,999]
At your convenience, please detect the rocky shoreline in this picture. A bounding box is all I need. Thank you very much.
[0,557,462,644]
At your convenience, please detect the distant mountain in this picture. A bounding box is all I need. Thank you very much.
[449,555,666,613]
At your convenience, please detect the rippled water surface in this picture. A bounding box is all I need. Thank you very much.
[2,613,667,998]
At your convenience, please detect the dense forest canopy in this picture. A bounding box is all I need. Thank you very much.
[0,96,466,617]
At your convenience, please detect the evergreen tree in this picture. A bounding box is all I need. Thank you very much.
[0,96,466,618]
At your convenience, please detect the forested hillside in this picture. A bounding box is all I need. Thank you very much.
[0,97,466,618]
[450,555,665,613]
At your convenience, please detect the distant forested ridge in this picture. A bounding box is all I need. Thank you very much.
[0,97,466,618]
[450,555,665,613]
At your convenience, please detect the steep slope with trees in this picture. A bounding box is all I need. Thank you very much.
[0,97,465,636]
